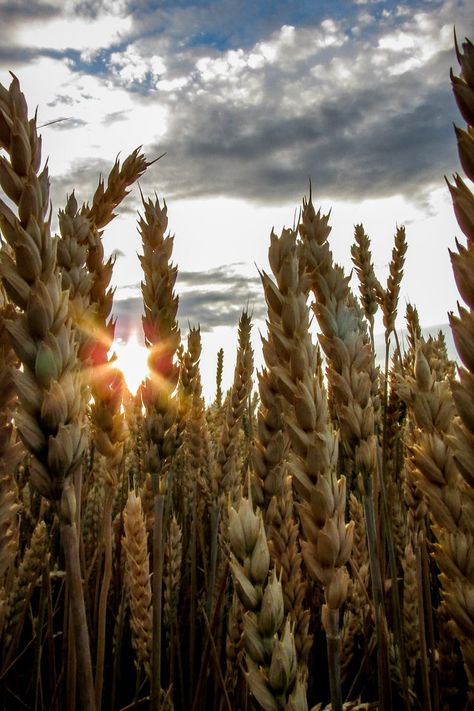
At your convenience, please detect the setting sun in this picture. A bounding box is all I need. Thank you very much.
[113,331,150,394]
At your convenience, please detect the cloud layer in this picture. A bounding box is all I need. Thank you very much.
[2,0,472,208]
[0,0,471,336]
[114,263,265,336]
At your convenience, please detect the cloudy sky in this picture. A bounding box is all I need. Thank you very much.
[0,0,472,397]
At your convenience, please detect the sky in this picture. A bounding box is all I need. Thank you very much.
[0,0,472,399]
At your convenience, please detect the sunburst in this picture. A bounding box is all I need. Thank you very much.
[113,331,150,394]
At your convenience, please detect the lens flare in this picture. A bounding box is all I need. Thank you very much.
[113,331,150,394]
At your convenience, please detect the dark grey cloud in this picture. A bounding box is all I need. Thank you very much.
[100,0,469,208]
[0,46,40,65]
[4,0,473,212]
[113,263,265,335]
[0,0,61,67]
[178,264,264,331]
[177,264,261,289]
[0,1,59,22]
[47,94,75,107]
[71,1,118,20]
[178,288,265,330]
[103,110,130,125]
[138,43,461,206]
[50,157,111,212]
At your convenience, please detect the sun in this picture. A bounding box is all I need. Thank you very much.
[113,331,150,395]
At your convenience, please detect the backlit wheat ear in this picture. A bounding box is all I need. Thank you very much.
[397,345,474,698]
[56,192,94,365]
[163,515,182,630]
[250,366,288,514]
[228,495,307,710]
[0,75,86,508]
[4,519,48,651]
[0,75,94,707]
[351,224,382,342]
[85,147,150,230]
[448,36,474,496]
[215,310,253,506]
[249,302,306,656]
[0,294,21,611]
[215,347,224,408]
[402,542,419,692]
[86,201,128,707]
[225,591,245,698]
[122,490,153,678]
[341,493,370,681]
[261,225,353,707]
[299,196,397,706]
[139,194,180,486]
[180,328,204,519]
[0,473,19,586]
[79,152,147,338]
[443,35,474,702]
[299,201,380,479]
[268,471,312,665]
[378,226,407,337]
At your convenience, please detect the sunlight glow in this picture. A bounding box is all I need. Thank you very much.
[113,331,150,395]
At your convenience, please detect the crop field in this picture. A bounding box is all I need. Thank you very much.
[0,32,473,711]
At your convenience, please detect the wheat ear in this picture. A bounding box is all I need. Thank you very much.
[215,310,254,506]
[4,519,48,651]
[139,194,180,486]
[397,345,474,698]
[299,196,401,707]
[122,490,153,678]
[0,291,21,620]
[215,347,224,407]
[443,35,474,701]
[85,147,150,230]
[0,75,94,708]
[350,224,382,344]
[228,492,308,711]
[377,226,407,338]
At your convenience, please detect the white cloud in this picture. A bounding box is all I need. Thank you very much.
[16,10,131,54]
[156,76,189,92]
[108,47,167,86]
[375,4,462,75]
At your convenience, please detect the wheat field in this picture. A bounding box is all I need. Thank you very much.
[0,33,473,711]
